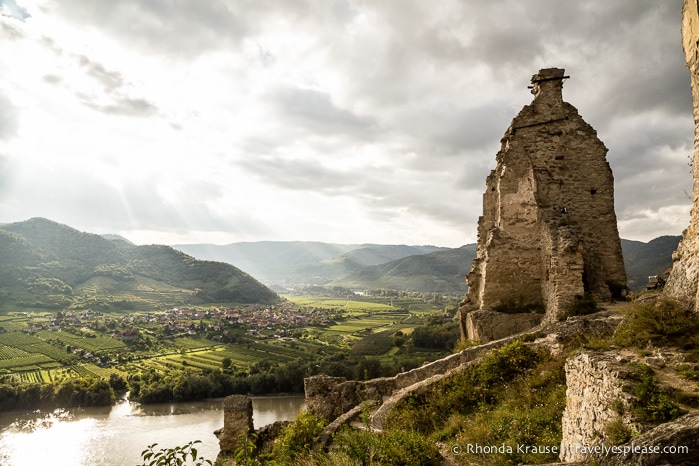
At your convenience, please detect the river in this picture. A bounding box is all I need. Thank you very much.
[0,396,305,466]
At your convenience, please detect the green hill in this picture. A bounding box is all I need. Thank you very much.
[330,245,477,293]
[174,242,446,285]
[331,237,679,294]
[176,236,681,294]
[621,236,681,291]
[0,218,278,313]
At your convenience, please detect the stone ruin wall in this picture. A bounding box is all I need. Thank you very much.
[303,336,516,423]
[560,351,641,463]
[460,68,626,342]
[666,0,699,312]
[214,395,289,465]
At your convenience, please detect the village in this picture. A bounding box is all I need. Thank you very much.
[15,301,346,366]
[22,302,342,339]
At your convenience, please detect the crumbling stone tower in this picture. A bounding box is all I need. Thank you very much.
[665,0,699,311]
[459,68,627,342]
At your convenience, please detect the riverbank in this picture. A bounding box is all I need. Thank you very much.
[0,395,305,466]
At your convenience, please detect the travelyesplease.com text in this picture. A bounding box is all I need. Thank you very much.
[450,443,690,457]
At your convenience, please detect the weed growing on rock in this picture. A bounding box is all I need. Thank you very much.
[604,417,632,445]
[628,362,686,424]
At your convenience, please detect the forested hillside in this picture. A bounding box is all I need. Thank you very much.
[331,245,477,293]
[0,218,278,312]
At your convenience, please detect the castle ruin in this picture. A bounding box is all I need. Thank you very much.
[459,68,627,342]
[665,0,699,312]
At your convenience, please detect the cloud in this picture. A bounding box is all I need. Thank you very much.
[69,54,159,117]
[80,95,158,117]
[76,54,125,92]
[0,92,19,140]
[48,0,249,58]
[237,155,357,195]
[0,0,29,21]
[268,86,378,138]
[0,0,692,246]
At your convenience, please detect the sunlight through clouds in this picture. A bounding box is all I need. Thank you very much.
[0,0,692,246]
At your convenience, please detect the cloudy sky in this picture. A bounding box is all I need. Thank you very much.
[0,0,692,247]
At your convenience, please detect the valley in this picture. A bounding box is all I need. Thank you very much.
[0,217,681,414]
[0,291,460,410]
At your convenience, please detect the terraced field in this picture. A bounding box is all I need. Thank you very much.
[0,295,450,386]
[0,331,77,369]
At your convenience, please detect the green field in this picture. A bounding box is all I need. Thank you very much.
[0,294,451,385]
[285,296,400,312]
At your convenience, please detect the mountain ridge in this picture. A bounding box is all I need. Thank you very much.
[0,218,279,312]
[173,241,447,285]
[178,237,680,293]
[0,218,680,306]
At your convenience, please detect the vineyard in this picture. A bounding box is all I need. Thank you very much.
[350,329,396,356]
[0,295,451,391]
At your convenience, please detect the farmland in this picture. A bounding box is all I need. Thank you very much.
[0,293,460,399]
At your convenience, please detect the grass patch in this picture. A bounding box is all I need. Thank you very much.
[614,299,699,348]
[627,362,686,423]
[676,364,699,381]
[384,340,566,465]
[332,428,442,465]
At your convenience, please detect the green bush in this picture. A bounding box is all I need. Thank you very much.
[273,410,325,462]
[604,417,632,445]
[138,440,212,466]
[333,429,442,466]
[614,299,699,347]
[628,363,685,423]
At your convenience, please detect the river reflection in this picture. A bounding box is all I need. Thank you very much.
[0,396,305,466]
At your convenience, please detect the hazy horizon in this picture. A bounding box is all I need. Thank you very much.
[0,216,682,250]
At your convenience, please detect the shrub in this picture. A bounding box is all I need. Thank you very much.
[604,417,632,445]
[273,410,325,463]
[138,440,212,466]
[614,299,699,347]
[628,363,685,423]
[333,429,442,466]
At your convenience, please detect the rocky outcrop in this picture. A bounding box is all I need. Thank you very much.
[459,67,626,342]
[593,412,699,466]
[665,0,699,312]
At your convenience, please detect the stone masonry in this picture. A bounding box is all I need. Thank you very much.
[560,351,641,463]
[214,394,291,464]
[459,68,627,341]
[214,395,254,461]
[665,0,699,312]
